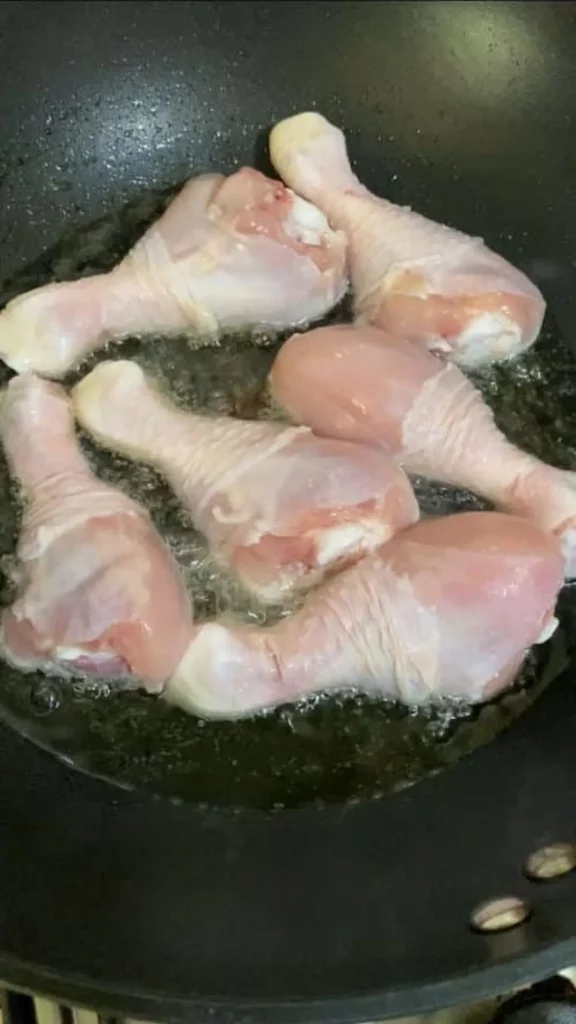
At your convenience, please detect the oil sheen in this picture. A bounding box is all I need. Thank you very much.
[0,184,573,809]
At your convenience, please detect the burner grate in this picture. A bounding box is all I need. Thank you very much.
[0,992,150,1024]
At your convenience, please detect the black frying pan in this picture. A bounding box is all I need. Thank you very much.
[1,1,576,1021]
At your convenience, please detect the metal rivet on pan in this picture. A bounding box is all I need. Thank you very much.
[525,842,576,881]
[470,896,531,933]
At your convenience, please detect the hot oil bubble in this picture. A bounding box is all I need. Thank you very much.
[30,680,62,715]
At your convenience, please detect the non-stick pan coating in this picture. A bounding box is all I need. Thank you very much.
[1,2,576,1021]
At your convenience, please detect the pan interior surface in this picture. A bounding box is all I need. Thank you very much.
[0,0,575,812]
[2,4,576,1020]
[0,186,573,810]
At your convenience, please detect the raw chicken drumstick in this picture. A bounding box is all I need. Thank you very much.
[270,112,545,368]
[270,323,576,577]
[0,168,347,378]
[72,359,418,602]
[166,512,563,719]
[0,374,191,687]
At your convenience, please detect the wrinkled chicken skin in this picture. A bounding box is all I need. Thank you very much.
[270,112,545,368]
[73,359,418,602]
[0,168,347,378]
[166,512,563,719]
[270,323,576,577]
[0,374,191,687]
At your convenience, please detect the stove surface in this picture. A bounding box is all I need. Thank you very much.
[2,971,576,1024]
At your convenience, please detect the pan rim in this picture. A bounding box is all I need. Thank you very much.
[0,669,576,1021]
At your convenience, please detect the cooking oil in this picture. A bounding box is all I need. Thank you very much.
[0,185,573,809]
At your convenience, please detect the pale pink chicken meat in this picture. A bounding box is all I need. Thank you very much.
[270,112,545,368]
[72,359,418,602]
[166,512,563,719]
[270,323,576,577]
[0,374,191,687]
[0,168,347,378]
